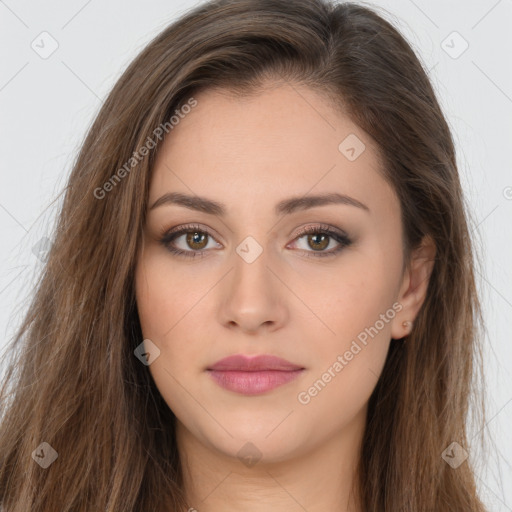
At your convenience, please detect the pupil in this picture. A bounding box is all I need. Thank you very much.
[309,234,328,251]
[188,231,207,249]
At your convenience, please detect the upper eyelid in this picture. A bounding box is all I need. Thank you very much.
[165,223,345,238]
[165,223,222,244]
[164,223,349,248]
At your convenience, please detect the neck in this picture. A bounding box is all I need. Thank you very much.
[176,407,366,512]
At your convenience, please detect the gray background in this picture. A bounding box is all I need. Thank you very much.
[0,0,510,509]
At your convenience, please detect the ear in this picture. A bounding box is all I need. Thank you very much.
[391,235,436,340]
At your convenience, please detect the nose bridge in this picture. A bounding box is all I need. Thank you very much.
[217,231,288,333]
[231,232,277,302]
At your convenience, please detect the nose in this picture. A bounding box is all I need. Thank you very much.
[217,246,289,335]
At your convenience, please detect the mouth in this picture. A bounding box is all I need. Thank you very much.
[206,354,305,395]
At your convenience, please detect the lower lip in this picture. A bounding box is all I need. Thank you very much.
[207,369,304,395]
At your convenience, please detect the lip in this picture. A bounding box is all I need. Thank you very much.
[206,354,305,395]
[208,354,304,372]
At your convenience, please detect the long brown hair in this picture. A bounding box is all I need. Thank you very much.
[0,0,488,510]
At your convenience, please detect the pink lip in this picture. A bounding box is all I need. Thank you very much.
[207,355,305,395]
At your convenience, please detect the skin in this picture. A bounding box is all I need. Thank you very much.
[135,80,435,512]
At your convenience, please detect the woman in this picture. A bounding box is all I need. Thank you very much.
[0,0,488,510]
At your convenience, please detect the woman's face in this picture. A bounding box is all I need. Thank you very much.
[135,82,414,464]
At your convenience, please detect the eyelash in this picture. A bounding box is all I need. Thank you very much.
[158,223,353,260]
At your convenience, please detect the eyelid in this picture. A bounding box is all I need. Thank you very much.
[159,222,352,258]
[291,223,350,242]
[164,222,219,240]
[161,223,222,255]
[287,224,352,257]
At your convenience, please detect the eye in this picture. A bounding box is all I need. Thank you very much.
[158,223,221,259]
[158,223,353,259]
[289,224,353,258]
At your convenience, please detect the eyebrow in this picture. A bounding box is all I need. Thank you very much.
[149,191,370,216]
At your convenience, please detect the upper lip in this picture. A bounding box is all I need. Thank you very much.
[207,354,304,372]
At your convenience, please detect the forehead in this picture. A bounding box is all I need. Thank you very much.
[149,82,396,218]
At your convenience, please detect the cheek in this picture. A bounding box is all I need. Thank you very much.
[135,247,208,341]
[135,256,190,413]
[305,255,399,345]
[295,345,386,435]
[134,250,198,379]
[295,272,396,424]
[295,252,399,403]
[134,252,203,415]
[135,258,170,342]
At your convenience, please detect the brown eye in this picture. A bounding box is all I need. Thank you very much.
[159,224,221,259]
[291,224,353,258]
[185,231,209,250]
[306,233,329,251]
[160,223,352,260]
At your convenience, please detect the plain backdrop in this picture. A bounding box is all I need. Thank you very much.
[1,0,511,509]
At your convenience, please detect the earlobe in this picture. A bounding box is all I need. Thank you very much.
[391,235,436,340]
